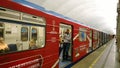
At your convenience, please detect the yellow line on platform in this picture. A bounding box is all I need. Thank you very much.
[89,45,107,68]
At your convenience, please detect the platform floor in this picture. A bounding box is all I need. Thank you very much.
[70,39,120,68]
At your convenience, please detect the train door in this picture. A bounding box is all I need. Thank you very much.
[88,30,93,52]
[59,23,72,68]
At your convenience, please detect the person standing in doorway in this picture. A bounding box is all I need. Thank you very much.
[62,29,71,61]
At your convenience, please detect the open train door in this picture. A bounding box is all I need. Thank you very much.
[59,23,72,68]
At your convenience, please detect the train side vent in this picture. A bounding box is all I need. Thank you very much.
[0,7,21,21]
[22,13,45,25]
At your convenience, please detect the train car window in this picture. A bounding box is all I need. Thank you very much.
[0,22,46,54]
[30,26,45,49]
[21,27,28,41]
[0,7,46,54]
[79,28,86,41]
[35,27,45,48]
[32,28,37,40]
[79,31,86,41]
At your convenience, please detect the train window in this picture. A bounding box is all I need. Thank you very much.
[0,22,45,54]
[30,26,45,48]
[0,7,46,54]
[79,28,86,41]
[21,27,28,41]
[32,28,37,40]
[35,27,45,48]
[79,31,86,41]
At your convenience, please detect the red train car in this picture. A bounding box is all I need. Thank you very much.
[0,0,112,68]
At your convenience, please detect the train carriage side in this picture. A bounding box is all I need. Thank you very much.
[71,23,91,62]
[0,1,60,68]
[0,1,93,68]
[0,1,113,68]
[0,0,90,67]
[92,29,99,50]
[97,31,112,48]
[57,16,94,64]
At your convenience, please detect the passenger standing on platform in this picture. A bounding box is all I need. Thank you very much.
[0,37,9,53]
[62,29,71,61]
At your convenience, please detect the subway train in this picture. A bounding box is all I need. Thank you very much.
[0,0,113,68]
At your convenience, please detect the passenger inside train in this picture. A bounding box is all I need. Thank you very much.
[29,39,37,49]
[0,21,45,52]
[62,29,71,61]
[59,24,72,68]
[0,37,9,53]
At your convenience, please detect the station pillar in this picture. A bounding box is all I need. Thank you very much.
[117,0,120,61]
